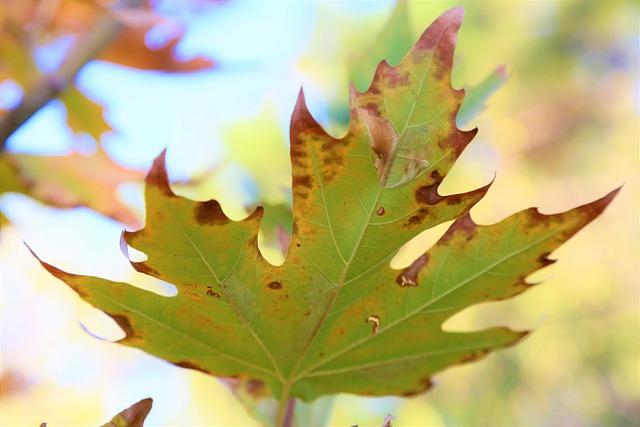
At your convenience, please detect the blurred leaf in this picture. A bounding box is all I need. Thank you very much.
[216,107,292,263]
[60,87,112,140]
[457,65,509,127]
[0,152,26,193]
[34,8,617,424]
[0,0,214,141]
[0,149,143,226]
[100,398,153,427]
[0,371,29,397]
[348,0,414,92]
[221,107,291,206]
[0,27,35,86]
[293,396,335,427]
[222,377,278,426]
[38,0,214,72]
[260,202,292,263]
[99,26,214,72]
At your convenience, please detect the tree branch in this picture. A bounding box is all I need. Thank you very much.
[0,1,135,149]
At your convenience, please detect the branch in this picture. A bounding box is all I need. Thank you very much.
[0,1,135,149]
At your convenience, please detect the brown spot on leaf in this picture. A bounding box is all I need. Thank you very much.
[362,101,381,116]
[321,140,334,151]
[405,207,429,228]
[290,147,307,165]
[415,182,443,205]
[430,169,443,181]
[245,379,266,397]
[381,63,410,88]
[206,286,221,298]
[396,254,428,287]
[108,313,134,338]
[247,236,261,255]
[402,377,434,397]
[267,281,282,290]
[174,361,212,375]
[459,349,490,364]
[439,213,477,244]
[323,153,343,166]
[195,200,228,225]
[132,261,160,277]
[376,206,386,216]
[366,315,380,335]
[537,252,556,268]
[292,175,312,189]
[146,150,176,197]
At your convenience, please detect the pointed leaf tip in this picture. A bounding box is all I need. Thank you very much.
[290,88,326,138]
[24,243,79,283]
[579,186,621,219]
[443,6,465,22]
[102,398,153,427]
[146,149,174,197]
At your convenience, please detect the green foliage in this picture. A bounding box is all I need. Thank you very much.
[456,66,508,127]
[32,7,617,426]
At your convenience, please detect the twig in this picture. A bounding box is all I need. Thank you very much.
[0,0,138,149]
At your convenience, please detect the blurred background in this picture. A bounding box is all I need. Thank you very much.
[0,0,638,425]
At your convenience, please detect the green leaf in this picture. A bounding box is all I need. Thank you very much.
[33,6,617,414]
[101,398,153,427]
[60,87,112,140]
[457,66,509,127]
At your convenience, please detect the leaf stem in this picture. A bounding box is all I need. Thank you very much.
[275,382,295,427]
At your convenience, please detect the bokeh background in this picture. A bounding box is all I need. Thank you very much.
[1,0,638,426]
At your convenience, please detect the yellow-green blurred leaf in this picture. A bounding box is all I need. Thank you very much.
[457,66,508,127]
[222,106,291,206]
[348,0,414,92]
[60,87,111,140]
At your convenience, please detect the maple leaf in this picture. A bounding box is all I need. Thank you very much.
[0,149,143,226]
[32,7,617,424]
